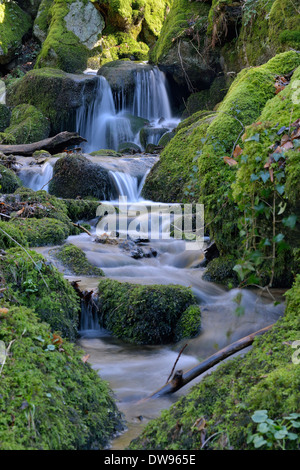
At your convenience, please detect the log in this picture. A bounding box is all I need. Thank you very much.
[0,132,87,156]
[147,324,274,399]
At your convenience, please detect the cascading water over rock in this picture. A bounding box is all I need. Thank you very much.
[76,64,179,153]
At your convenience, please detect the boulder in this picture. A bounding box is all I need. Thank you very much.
[0,2,32,65]
[117,141,141,154]
[3,104,50,144]
[6,68,98,134]
[49,154,116,200]
[0,105,11,133]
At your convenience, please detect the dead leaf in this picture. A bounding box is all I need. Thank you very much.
[233,144,243,158]
[51,334,63,346]
[192,417,206,431]
[81,354,90,363]
[223,156,238,166]
[15,207,25,217]
[291,127,300,140]
[0,307,9,317]
[281,134,291,144]
[281,141,294,151]
[269,167,274,183]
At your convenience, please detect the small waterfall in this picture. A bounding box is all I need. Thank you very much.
[132,67,172,121]
[109,171,146,203]
[80,292,101,332]
[76,65,177,152]
[76,76,133,153]
[17,161,54,192]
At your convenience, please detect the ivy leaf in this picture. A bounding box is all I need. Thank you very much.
[250,173,259,181]
[273,233,285,243]
[276,184,285,195]
[245,133,260,142]
[282,215,297,228]
[251,410,268,423]
[259,171,270,183]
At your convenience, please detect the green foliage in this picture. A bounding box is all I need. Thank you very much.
[0,221,28,250]
[53,243,105,277]
[247,410,300,449]
[0,104,11,132]
[0,304,123,449]
[97,278,201,344]
[1,248,80,340]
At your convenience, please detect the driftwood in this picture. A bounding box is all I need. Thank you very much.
[147,324,274,400]
[71,222,93,237]
[0,131,87,156]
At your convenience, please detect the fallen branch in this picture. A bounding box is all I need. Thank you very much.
[71,222,93,237]
[0,131,87,156]
[146,324,274,399]
[166,343,188,384]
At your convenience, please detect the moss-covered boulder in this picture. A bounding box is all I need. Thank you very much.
[0,303,123,449]
[0,1,32,65]
[3,104,50,145]
[62,198,100,222]
[0,220,28,251]
[97,278,201,344]
[0,105,11,133]
[12,217,70,247]
[49,154,115,200]
[6,68,98,134]
[1,248,80,340]
[203,255,239,287]
[33,0,53,43]
[34,0,105,73]
[53,243,105,276]
[128,275,300,450]
[0,164,21,193]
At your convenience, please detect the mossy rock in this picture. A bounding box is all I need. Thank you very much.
[11,217,70,247]
[203,255,239,287]
[0,164,21,193]
[33,0,53,43]
[53,243,105,277]
[4,104,50,145]
[128,275,300,450]
[62,198,100,222]
[6,68,98,135]
[117,142,142,154]
[0,303,123,449]
[89,149,123,157]
[0,105,11,132]
[0,221,28,251]
[97,278,201,345]
[35,0,105,73]
[158,131,175,147]
[0,2,32,65]
[1,248,80,340]
[49,154,115,200]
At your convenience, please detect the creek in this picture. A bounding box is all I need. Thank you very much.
[15,65,286,449]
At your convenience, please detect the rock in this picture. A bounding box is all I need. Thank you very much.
[0,163,22,193]
[3,104,50,145]
[49,154,116,200]
[0,2,32,65]
[33,0,53,43]
[118,142,141,154]
[158,131,176,147]
[98,60,153,101]
[53,243,105,277]
[89,149,123,157]
[139,127,169,149]
[35,0,105,73]
[17,0,43,18]
[6,68,98,134]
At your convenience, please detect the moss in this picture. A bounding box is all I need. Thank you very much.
[1,248,80,340]
[0,221,28,250]
[53,243,105,277]
[49,154,115,200]
[62,198,100,222]
[11,218,70,247]
[128,275,300,450]
[0,105,11,132]
[203,255,239,287]
[33,0,53,43]
[4,104,50,145]
[0,132,16,145]
[0,303,123,449]
[231,65,300,285]
[174,304,201,342]
[89,149,122,157]
[97,278,201,345]
[142,113,216,203]
[0,164,21,193]
[0,1,32,65]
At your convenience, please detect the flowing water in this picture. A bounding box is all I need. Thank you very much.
[16,65,287,449]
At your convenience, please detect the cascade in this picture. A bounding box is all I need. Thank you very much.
[76,65,178,153]
[17,161,54,192]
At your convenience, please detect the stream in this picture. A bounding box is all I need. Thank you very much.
[14,65,286,449]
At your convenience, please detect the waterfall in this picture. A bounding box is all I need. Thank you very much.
[76,65,177,153]
[132,67,172,121]
[17,161,54,192]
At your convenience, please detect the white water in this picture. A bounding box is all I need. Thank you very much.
[76,66,179,152]
[17,160,54,192]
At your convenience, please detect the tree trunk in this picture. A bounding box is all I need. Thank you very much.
[0,132,87,156]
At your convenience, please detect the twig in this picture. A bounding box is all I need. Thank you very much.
[166,343,188,383]
[0,339,16,376]
[71,222,93,237]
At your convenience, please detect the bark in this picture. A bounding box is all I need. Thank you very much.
[0,132,87,156]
